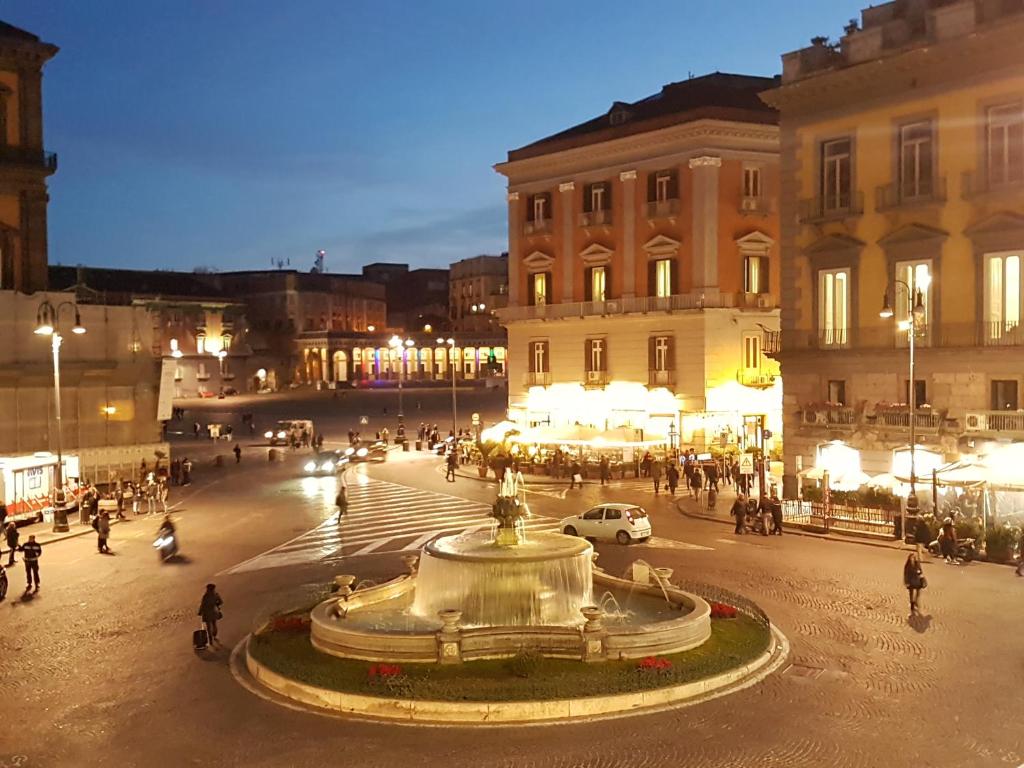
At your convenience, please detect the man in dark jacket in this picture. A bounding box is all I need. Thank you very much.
[731,494,747,535]
[769,491,784,535]
[5,522,19,566]
[20,534,42,592]
[198,583,223,645]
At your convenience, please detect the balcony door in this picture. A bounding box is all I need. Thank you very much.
[818,268,850,346]
[985,252,1021,340]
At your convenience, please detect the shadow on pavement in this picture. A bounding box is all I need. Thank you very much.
[908,613,933,633]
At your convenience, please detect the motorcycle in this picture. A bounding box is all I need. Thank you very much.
[927,536,975,562]
[153,530,178,562]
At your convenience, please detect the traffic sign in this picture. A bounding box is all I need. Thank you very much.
[471,412,480,426]
[359,415,368,426]
[739,453,755,475]
[762,429,773,440]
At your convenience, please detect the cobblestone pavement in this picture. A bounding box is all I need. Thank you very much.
[1,401,1022,768]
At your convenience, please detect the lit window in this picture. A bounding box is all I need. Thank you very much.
[986,252,1021,339]
[654,259,672,298]
[744,255,768,294]
[533,273,548,306]
[742,334,761,370]
[818,268,850,346]
[196,334,206,354]
[895,260,932,338]
[169,338,179,352]
[222,333,232,352]
[591,266,606,302]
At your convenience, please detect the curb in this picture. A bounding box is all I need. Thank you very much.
[674,498,912,553]
[30,517,127,548]
[232,624,789,726]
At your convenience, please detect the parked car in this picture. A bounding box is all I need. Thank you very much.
[265,419,315,446]
[303,451,348,476]
[560,503,651,545]
[343,441,388,463]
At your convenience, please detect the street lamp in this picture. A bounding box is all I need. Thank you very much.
[438,337,457,435]
[389,335,415,418]
[35,299,86,532]
[880,275,928,537]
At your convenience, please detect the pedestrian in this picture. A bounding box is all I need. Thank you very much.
[335,486,348,521]
[233,443,242,464]
[705,460,719,492]
[114,483,126,520]
[1017,529,1024,577]
[5,521,19,566]
[640,452,652,478]
[689,465,703,505]
[769,490,783,535]
[181,457,193,486]
[903,551,926,615]
[198,583,223,646]
[193,421,201,440]
[20,534,41,592]
[569,460,583,490]
[348,429,356,445]
[0,502,7,529]
[127,481,139,515]
[666,462,679,496]
[599,456,610,486]
[96,510,111,553]
[159,480,169,515]
[757,495,771,536]
[445,450,457,482]
[170,459,181,486]
[939,516,958,564]
[731,493,746,534]
[651,457,663,494]
[381,427,390,444]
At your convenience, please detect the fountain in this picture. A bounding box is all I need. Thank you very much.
[304,474,715,664]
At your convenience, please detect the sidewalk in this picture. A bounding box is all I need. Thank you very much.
[674,485,910,552]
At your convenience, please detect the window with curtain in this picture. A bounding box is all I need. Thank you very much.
[821,138,852,210]
[986,252,1021,338]
[987,103,1024,186]
[654,259,672,298]
[743,255,768,294]
[899,121,934,199]
[818,268,850,346]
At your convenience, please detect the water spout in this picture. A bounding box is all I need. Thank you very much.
[631,559,675,607]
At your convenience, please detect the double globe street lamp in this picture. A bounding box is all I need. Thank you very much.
[35,299,86,532]
[388,335,415,419]
[437,337,457,436]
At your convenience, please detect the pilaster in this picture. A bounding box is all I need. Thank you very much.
[559,181,575,302]
[689,156,722,290]
[619,170,637,297]
[507,192,521,305]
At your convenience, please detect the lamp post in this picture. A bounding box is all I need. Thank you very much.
[438,337,457,435]
[35,300,86,532]
[880,275,927,540]
[388,335,415,419]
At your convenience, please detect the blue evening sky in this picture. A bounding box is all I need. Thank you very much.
[4,1,861,274]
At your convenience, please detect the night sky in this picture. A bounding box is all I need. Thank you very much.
[3,1,861,274]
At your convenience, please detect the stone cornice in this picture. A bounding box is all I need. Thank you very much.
[688,156,722,169]
[495,119,779,185]
[558,181,575,193]
[619,170,637,181]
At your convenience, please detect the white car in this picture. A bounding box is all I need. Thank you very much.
[560,503,652,545]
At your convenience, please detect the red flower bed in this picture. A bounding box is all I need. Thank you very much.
[709,603,738,619]
[636,656,672,672]
[368,663,403,680]
[269,614,312,632]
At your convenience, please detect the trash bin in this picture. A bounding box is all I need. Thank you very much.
[268,448,278,462]
[402,440,410,452]
[415,440,422,451]
[214,455,224,468]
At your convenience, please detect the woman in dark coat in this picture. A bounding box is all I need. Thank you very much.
[198,583,224,645]
[903,552,925,614]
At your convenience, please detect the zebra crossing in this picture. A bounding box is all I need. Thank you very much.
[222,476,557,575]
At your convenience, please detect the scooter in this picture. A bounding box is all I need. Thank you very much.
[153,531,178,562]
[927,536,975,562]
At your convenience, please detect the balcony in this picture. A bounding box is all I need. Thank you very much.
[962,170,1024,201]
[871,410,943,431]
[762,329,781,355]
[523,219,552,236]
[578,209,612,227]
[648,369,675,387]
[584,370,608,388]
[980,321,1024,347]
[875,176,947,210]
[524,372,551,386]
[816,328,849,349]
[801,407,857,428]
[739,195,771,214]
[966,410,1024,437]
[643,198,679,220]
[0,145,58,173]
[798,190,864,224]
[737,370,776,389]
[497,290,739,323]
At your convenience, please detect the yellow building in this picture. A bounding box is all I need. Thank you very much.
[0,21,56,292]
[762,0,1024,495]
[496,73,783,452]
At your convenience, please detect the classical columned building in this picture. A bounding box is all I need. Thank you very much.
[495,72,782,451]
[762,0,1024,497]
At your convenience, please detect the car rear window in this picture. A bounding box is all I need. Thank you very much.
[627,507,648,519]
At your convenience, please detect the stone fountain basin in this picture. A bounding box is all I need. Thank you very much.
[310,568,711,664]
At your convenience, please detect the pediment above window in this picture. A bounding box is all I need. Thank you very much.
[579,243,613,265]
[522,250,554,271]
[804,233,864,269]
[643,234,682,257]
[878,223,948,247]
[736,230,774,256]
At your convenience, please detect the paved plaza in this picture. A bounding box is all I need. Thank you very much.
[1,391,1021,768]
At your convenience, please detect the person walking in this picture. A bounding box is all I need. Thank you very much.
[20,534,42,592]
[114,483,126,520]
[651,457,663,494]
[95,510,112,553]
[903,551,926,615]
[769,490,784,535]
[757,495,771,536]
[198,583,224,646]
[569,460,583,490]
[445,449,457,482]
[181,457,193,486]
[731,493,747,535]
[5,521,19,566]
[599,456,610,486]
[233,443,242,464]
[689,465,703,506]
[158,480,170,515]
[666,462,679,496]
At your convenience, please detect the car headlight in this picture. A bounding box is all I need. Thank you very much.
[264,431,273,439]
[277,431,287,439]
[321,461,334,472]
[303,461,317,473]
[344,448,355,456]
[356,448,368,457]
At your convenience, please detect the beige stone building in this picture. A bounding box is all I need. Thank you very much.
[449,253,508,333]
[762,0,1024,496]
[495,73,782,451]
